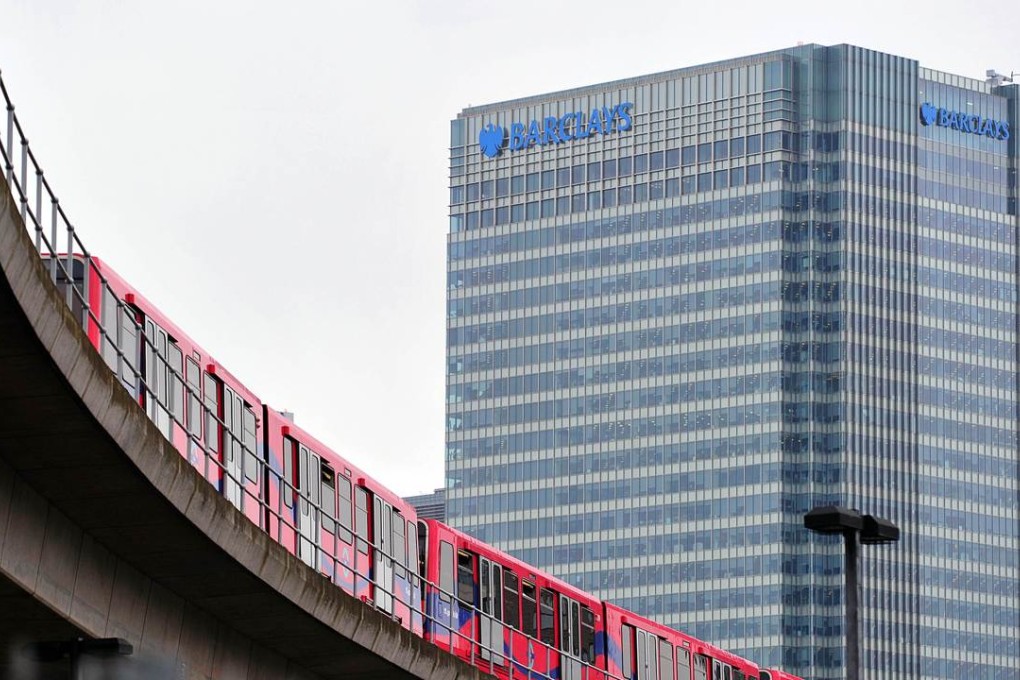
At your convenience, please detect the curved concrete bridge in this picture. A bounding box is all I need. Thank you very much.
[0,177,485,679]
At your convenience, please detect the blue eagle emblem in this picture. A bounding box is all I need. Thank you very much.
[920,102,937,126]
[479,123,505,158]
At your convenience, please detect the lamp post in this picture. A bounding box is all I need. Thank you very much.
[804,506,899,680]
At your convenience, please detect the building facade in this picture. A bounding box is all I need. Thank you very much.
[445,44,1018,679]
[405,488,446,521]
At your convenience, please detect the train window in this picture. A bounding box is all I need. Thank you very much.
[185,358,201,437]
[559,598,570,653]
[101,288,120,369]
[169,343,183,421]
[406,520,417,572]
[677,647,691,679]
[156,330,168,406]
[622,624,634,678]
[243,408,257,482]
[282,438,294,508]
[417,522,428,578]
[456,551,474,605]
[439,541,453,603]
[337,475,353,542]
[354,487,369,553]
[694,654,707,680]
[320,464,336,517]
[539,589,555,646]
[570,601,580,657]
[203,372,217,450]
[734,670,746,680]
[307,451,320,505]
[503,570,520,629]
[659,639,674,680]
[491,566,502,620]
[521,581,537,638]
[121,306,140,388]
[581,607,595,663]
[393,509,405,574]
[143,319,156,408]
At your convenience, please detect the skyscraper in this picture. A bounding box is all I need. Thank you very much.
[445,44,1018,678]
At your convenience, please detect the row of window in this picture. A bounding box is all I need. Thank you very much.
[449,221,794,290]
[917,441,1016,478]
[448,372,782,431]
[451,132,794,205]
[448,281,786,347]
[447,311,791,376]
[453,160,1017,232]
[450,164,807,231]
[448,346,828,403]
[449,366,1015,433]
[450,257,1014,332]
[918,206,1015,245]
[449,252,784,319]
[447,313,1011,380]
[449,402,1016,461]
[447,202,1008,272]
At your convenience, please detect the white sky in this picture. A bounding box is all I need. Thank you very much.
[1,1,1015,496]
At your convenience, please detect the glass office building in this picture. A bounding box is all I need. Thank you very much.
[445,44,1018,679]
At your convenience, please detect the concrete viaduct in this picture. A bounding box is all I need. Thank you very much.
[0,173,488,679]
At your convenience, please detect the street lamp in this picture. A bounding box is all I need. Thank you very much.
[804,506,899,680]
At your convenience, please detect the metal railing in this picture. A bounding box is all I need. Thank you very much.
[0,70,637,680]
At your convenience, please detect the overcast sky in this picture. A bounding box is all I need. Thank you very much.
[1,1,1015,496]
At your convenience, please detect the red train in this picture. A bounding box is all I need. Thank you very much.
[56,254,802,680]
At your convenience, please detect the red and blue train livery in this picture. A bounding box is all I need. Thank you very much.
[58,254,802,680]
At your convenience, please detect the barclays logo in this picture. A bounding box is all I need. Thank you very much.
[478,102,634,158]
[920,102,1010,141]
[479,124,504,158]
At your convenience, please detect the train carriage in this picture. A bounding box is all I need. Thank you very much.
[262,409,422,634]
[760,670,803,680]
[604,603,760,680]
[52,255,263,527]
[421,519,606,680]
[45,252,804,680]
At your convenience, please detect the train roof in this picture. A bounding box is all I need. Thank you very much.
[603,601,759,672]
[91,255,262,407]
[422,519,598,606]
[266,408,414,513]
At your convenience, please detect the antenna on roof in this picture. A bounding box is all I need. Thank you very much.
[986,69,1014,86]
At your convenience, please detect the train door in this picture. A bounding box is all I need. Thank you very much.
[220,385,243,510]
[479,557,504,664]
[676,647,692,680]
[559,595,582,680]
[297,445,318,568]
[372,496,394,613]
[144,321,173,439]
[712,660,732,680]
[636,629,660,679]
[335,473,355,594]
[319,463,337,579]
[407,518,422,634]
[693,654,708,680]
